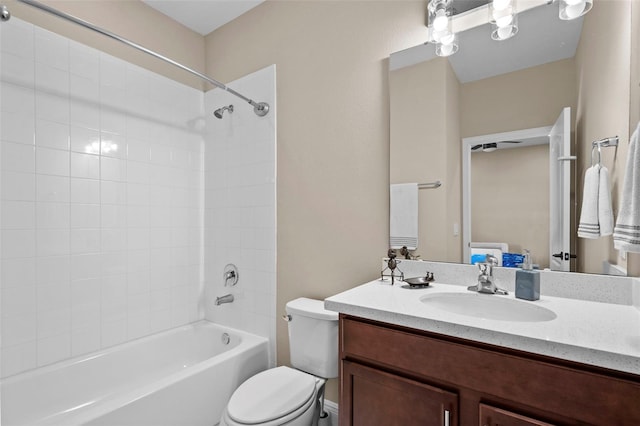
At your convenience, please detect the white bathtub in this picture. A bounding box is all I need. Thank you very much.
[1,321,269,426]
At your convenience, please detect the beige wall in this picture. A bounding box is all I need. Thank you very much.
[575,0,631,274]
[205,0,429,401]
[390,58,461,262]
[460,58,577,138]
[6,0,205,89]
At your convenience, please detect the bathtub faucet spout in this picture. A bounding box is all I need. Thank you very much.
[215,294,234,306]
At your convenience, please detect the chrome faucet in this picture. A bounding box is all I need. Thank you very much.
[215,294,234,305]
[467,254,508,295]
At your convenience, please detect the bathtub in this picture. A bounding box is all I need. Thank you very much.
[1,321,269,426]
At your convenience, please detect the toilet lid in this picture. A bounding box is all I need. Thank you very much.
[227,366,317,424]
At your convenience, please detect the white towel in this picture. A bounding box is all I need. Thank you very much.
[614,122,640,252]
[578,165,602,238]
[390,183,418,250]
[598,165,614,236]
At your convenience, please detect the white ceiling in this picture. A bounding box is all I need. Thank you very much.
[142,0,265,36]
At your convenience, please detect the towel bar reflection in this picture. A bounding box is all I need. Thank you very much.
[418,181,442,189]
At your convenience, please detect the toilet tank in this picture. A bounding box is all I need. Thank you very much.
[285,298,339,379]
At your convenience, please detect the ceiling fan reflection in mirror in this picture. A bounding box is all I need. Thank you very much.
[471,140,522,152]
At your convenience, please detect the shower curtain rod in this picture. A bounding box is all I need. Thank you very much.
[11,0,270,117]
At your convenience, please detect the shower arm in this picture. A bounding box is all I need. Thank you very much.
[12,0,270,117]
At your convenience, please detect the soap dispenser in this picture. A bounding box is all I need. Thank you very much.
[515,249,540,301]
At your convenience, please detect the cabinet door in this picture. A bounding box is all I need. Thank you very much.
[341,360,458,426]
[479,403,555,426]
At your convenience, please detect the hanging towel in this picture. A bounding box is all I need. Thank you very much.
[598,165,614,236]
[614,122,640,252]
[390,183,418,250]
[578,164,601,239]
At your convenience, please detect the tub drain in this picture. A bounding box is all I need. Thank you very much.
[221,333,230,345]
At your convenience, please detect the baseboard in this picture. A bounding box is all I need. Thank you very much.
[322,400,339,426]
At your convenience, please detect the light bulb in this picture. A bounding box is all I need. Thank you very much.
[439,43,455,56]
[564,2,585,19]
[559,0,592,20]
[496,26,512,40]
[492,0,511,11]
[495,14,513,27]
[440,33,455,45]
[433,10,448,31]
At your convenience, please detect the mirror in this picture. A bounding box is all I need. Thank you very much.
[389,0,633,275]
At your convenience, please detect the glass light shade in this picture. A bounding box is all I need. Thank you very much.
[427,0,453,43]
[436,32,458,57]
[491,13,518,41]
[558,0,592,20]
[490,0,518,41]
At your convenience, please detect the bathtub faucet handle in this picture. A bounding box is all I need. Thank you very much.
[223,264,239,286]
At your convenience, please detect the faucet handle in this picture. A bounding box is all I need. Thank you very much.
[485,254,499,266]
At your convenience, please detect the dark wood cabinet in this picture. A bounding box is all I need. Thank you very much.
[339,315,640,426]
[343,360,457,426]
[479,404,554,426]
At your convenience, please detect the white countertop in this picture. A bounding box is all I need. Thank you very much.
[325,279,640,375]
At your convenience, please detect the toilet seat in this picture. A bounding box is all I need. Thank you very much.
[226,366,318,425]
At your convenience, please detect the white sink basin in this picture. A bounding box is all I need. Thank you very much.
[420,292,557,322]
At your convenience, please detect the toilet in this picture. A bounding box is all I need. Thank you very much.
[219,298,338,426]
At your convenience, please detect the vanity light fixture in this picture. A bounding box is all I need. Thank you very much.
[490,0,518,41]
[558,0,592,20]
[427,0,459,57]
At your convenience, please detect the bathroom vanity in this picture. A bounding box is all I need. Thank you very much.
[326,274,640,425]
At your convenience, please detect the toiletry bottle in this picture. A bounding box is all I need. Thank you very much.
[515,249,540,301]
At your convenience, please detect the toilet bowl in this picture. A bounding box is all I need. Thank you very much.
[220,298,338,426]
[219,367,323,426]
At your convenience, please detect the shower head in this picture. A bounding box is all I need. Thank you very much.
[1,5,11,21]
[214,105,234,119]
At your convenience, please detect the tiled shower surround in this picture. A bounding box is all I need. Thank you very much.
[0,18,277,377]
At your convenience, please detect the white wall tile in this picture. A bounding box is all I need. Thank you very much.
[1,313,37,346]
[2,257,36,288]
[2,285,37,318]
[36,202,69,229]
[37,229,69,257]
[37,255,70,286]
[1,200,35,230]
[70,178,100,204]
[1,19,206,376]
[35,119,69,151]
[69,41,99,80]
[37,333,71,366]
[35,91,69,124]
[34,27,68,71]
[1,229,36,258]
[35,62,69,95]
[70,125,100,154]
[2,141,35,173]
[1,52,35,88]
[100,156,126,182]
[70,152,99,179]
[70,204,100,229]
[70,228,100,254]
[36,147,69,176]
[1,110,35,145]
[1,18,34,59]
[1,341,37,377]
[1,82,35,115]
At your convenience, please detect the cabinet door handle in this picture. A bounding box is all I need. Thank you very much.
[444,409,450,426]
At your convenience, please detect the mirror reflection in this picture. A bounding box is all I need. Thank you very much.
[389,0,633,275]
